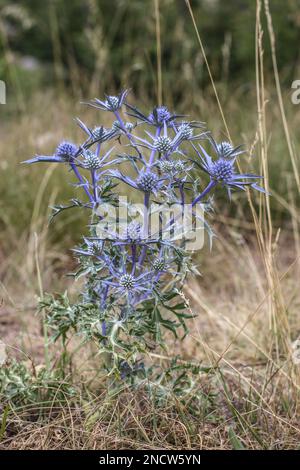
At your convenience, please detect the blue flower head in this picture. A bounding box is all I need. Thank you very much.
[178,122,194,140]
[210,138,244,160]
[159,159,188,178]
[148,106,172,125]
[102,264,155,300]
[195,141,265,196]
[87,240,102,256]
[125,103,182,127]
[76,118,119,145]
[83,150,102,170]
[55,141,78,161]
[119,273,135,291]
[216,141,234,158]
[126,221,141,241]
[91,126,116,142]
[210,158,234,183]
[153,135,173,153]
[73,238,103,258]
[153,258,166,272]
[22,140,78,165]
[137,170,159,192]
[89,90,129,112]
[109,167,165,195]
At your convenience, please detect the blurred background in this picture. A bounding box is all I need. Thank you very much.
[1,0,300,102]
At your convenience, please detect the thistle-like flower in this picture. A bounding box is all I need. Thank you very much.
[154,136,173,154]
[119,274,135,291]
[76,118,118,146]
[22,140,78,165]
[102,266,155,300]
[153,258,165,272]
[210,138,244,160]
[194,143,265,196]
[78,146,116,173]
[216,141,234,158]
[88,241,103,256]
[56,141,78,160]
[133,124,183,156]
[88,90,129,112]
[159,160,175,173]
[174,160,186,172]
[83,151,102,170]
[105,96,120,111]
[178,122,194,140]
[126,103,181,127]
[209,159,234,183]
[126,221,141,241]
[73,238,103,257]
[159,159,186,174]
[148,106,172,125]
[112,120,135,134]
[110,168,164,195]
[173,121,207,145]
[137,170,159,192]
[91,126,117,143]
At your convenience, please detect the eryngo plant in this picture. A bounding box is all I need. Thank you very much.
[24,90,264,381]
[0,359,75,407]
